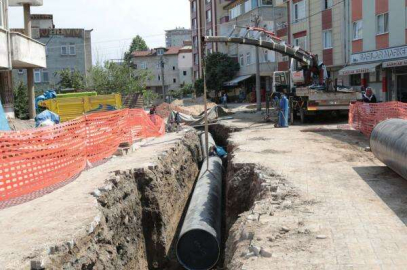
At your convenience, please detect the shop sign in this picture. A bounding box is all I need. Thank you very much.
[383,59,407,68]
[351,45,407,64]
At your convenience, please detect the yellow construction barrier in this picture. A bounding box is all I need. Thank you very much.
[38,94,122,122]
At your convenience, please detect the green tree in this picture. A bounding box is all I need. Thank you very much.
[55,69,85,90]
[87,61,150,95]
[180,84,194,97]
[204,52,240,95]
[124,35,149,64]
[194,78,204,96]
[13,81,29,120]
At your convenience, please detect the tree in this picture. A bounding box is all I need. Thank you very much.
[55,69,85,90]
[13,81,29,120]
[204,52,240,95]
[124,35,149,64]
[87,61,150,95]
[194,78,204,96]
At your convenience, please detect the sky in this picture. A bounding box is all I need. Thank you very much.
[8,0,190,64]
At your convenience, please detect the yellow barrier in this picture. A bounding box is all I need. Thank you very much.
[39,94,122,122]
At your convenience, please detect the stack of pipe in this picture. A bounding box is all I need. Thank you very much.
[370,119,407,180]
[176,133,222,270]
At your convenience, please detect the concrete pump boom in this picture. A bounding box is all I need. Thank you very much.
[204,35,317,68]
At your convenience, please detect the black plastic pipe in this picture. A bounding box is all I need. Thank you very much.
[177,134,223,270]
[370,118,407,180]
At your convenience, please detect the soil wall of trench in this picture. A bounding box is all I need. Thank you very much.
[40,130,202,270]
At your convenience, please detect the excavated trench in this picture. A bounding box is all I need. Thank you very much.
[38,125,266,270]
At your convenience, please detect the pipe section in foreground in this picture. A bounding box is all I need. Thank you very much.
[176,155,223,270]
[370,119,407,180]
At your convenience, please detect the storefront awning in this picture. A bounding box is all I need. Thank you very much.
[383,59,407,68]
[338,63,381,76]
[224,75,252,86]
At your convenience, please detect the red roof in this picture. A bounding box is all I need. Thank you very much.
[132,50,153,57]
[164,47,182,55]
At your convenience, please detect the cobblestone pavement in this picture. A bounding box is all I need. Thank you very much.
[225,120,407,270]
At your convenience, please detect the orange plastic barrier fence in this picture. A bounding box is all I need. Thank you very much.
[349,101,407,137]
[0,109,165,202]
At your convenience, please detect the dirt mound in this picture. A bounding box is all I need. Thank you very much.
[157,101,217,119]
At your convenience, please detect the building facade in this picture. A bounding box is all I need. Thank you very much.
[165,27,192,47]
[0,0,46,118]
[12,14,92,92]
[338,0,407,102]
[131,45,193,97]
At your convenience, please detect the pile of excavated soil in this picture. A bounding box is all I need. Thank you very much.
[156,101,217,119]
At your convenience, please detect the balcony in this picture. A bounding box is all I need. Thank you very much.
[9,0,43,6]
[10,32,46,68]
[0,29,10,69]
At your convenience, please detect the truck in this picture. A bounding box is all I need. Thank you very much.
[205,26,360,123]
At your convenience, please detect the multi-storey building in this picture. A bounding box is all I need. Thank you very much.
[165,27,192,47]
[12,14,93,91]
[0,0,46,119]
[131,45,193,97]
[338,0,407,102]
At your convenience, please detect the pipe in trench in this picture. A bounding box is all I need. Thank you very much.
[370,119,407,180]
[177,133,222,270]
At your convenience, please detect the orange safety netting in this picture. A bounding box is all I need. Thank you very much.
[349,101,407,137]
[0,109,165,202]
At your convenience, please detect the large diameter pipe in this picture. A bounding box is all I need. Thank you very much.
[200,132,216,160]
[370,119,407,180]
[176,155,223,270]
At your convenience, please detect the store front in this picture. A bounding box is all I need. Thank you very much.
[339,45,407,102]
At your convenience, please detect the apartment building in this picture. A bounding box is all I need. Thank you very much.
[190,0,221,80]
[165,27,192,47]
[338,0,407,102]
[131,45,193,97]
[12,14,93,91]
[0,0,46,119]
[220,0,287,92]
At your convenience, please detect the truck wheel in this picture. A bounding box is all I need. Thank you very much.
[300,108,307,124]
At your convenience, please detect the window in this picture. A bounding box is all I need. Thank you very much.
[158,75,161,81]
[43,69,49,83]
[192,18,197,30]
[193,36,198,47]
[350,74,361,86]
[140,62,147,69]
[244,1,252,12]
[173,78,177,83]
[294,36,307,50]
[69,43,76,55]
[183,71,187,76]
[240,54,244,66]
[293,1,306,23]
[206,10,212,23]
[353,20,363,40]
[173,66,176,70]
[323,30,332,49]
[207,28,213,36]
[377,13,389,35]
[261,0,273,6]
[0,0,3,29]
[18,69,24,75]
[246,52,251,65]
[157,49,164,56]
[61,44,68,55]
[229,4,242,19]
[264,50,269,62]
[191,0,196,12]
[34,69,41,83]
[323,0,333,10]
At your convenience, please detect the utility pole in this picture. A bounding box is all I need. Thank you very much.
[160,55,166,102]
[24,3,36,119]
[252,14,262,112]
